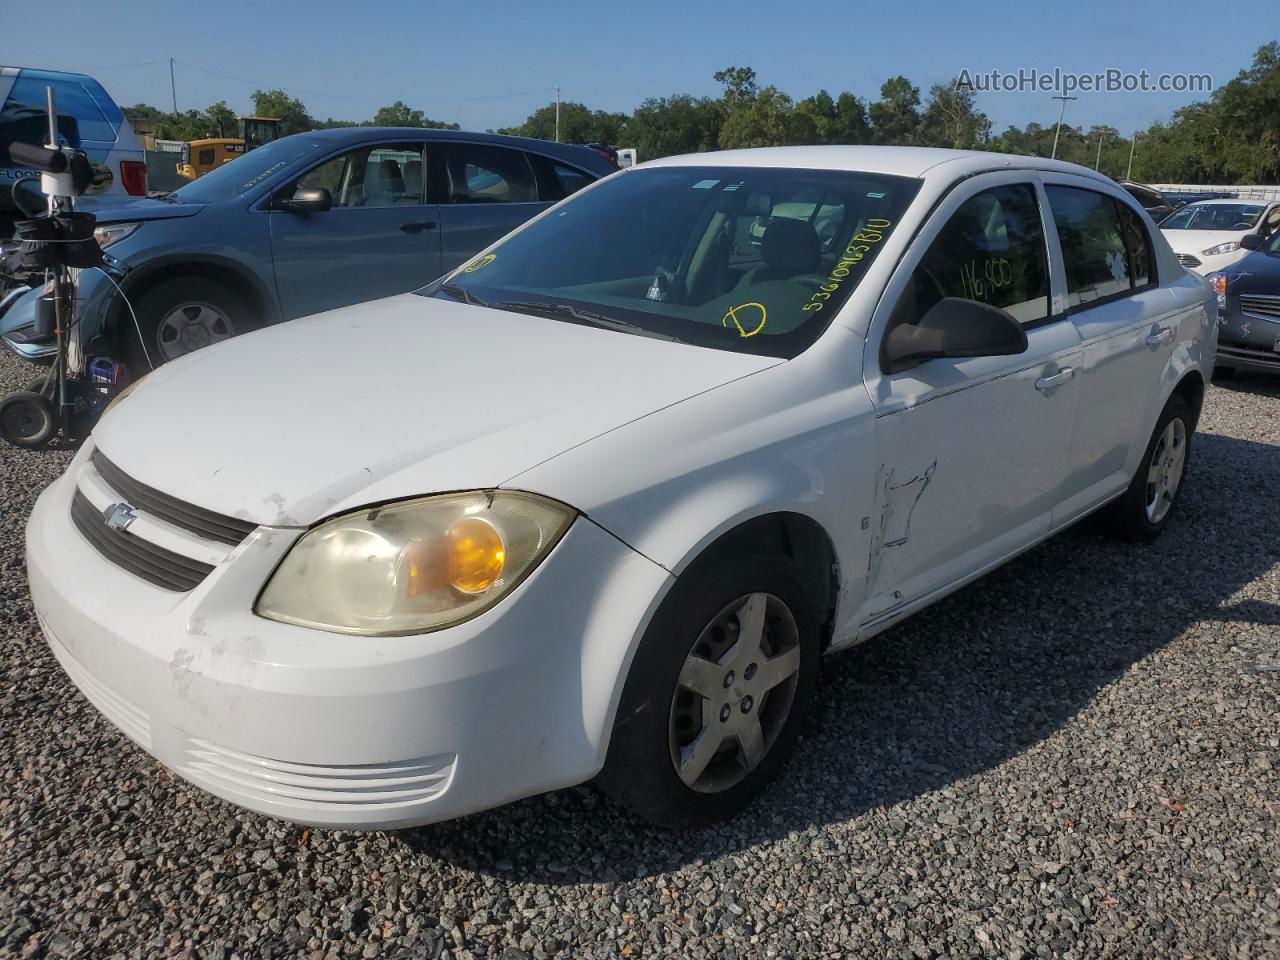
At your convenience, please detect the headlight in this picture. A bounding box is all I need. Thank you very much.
[1202,241,1240,257]
[256,491,575,636]
[93,222,140,249]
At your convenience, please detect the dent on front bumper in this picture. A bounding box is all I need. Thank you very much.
[26,458,671,829]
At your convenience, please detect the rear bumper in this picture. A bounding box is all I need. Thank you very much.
[27,462,671,829]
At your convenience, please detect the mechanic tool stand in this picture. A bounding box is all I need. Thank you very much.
[0,86,122,449]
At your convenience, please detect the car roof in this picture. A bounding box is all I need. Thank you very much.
[290,126,608,164]
[641,145,1117,185]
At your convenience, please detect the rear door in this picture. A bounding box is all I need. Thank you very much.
[1039,178,1178,525]
[268,140,443,320]
[431,142,558,273]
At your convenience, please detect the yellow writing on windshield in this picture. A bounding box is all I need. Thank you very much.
[802,218,893,312]
[723,302,768,337]
[463,254,497,273]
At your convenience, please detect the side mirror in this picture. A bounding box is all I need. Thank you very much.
[883,297,1029,374]
[277,186,332,213]
[1240,233,1264,251]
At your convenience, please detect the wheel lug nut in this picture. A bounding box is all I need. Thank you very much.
[740,695,754,714]
[719,704,731,723]
[744,663,757,681]
[722,670,734,688]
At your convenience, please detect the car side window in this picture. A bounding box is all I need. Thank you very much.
[1114,202,1154,289]
[1046,186,1134,308]
[442,144,537,204]
[6,76,116,143]
[295,144,426,209]
[551,162,593,198]
[893,183,1050,329]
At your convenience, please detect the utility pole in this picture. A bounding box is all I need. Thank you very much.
[169,58,178,114]
[1094,129,1106,170]
[1050,95,1077,160]
[554,85,560,142]
[1126,131,1139,180]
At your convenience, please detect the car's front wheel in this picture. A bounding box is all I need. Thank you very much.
[1102,392,1194,542]
[599,553,818,827]
[124,277,251,372]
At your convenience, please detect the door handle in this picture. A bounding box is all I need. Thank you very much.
[399,221,437,234]
[1145,326,1173,346]
[1035,366,1075,391]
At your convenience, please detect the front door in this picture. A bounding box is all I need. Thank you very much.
[269,141,442,321]
[861,176,1083,625]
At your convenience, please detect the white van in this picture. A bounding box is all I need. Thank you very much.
[0,66,148,237]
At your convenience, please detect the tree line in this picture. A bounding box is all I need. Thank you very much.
[124,41,1280,185]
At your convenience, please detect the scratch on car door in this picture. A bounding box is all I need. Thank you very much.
[868,459,937,580]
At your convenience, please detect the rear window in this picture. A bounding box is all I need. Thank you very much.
[2,74,119,144]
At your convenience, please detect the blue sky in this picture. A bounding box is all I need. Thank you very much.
[6,0,1277,137]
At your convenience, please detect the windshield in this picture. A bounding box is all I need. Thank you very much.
[420,165,921,358]
[169,135,326,204]
[1161,202,1265,231]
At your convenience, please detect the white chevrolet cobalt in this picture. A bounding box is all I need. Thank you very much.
[27,147,1215,829]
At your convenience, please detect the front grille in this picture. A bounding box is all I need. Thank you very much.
[1240,294,1280,320]
[92,450,256,546]
[71,489,214,591]
[1176,253,1202,268]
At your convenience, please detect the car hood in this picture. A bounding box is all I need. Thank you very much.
[92,294,779,527]
[1223,250,1280,290]
[1160,228,1246,254]
[75,195,206,224]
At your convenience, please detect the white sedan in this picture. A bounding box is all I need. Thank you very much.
[27,146,1215,829]
[1160,197,1280,274]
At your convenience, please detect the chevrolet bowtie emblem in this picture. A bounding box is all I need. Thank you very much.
[102,502,137,533]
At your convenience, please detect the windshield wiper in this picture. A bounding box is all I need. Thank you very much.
[491,300,678,341]
[438,283,488,307]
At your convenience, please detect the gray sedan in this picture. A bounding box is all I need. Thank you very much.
[1,128,615,370]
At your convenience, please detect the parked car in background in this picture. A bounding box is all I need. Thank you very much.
[1209,230,1280,376]
[1160,197,1280,274]
[1119,180,1175,223]
[1166,191,1236,209]
[26,147,1213,829]
[0,127,614,370]
[0,66,147,240]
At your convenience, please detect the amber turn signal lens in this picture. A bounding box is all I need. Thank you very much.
[447,517,506,594]
[1210,273,1228,296]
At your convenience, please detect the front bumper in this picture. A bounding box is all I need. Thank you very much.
[1216,295,1280,375]
[26,453,670,829]
[2,265,121,361]
[1176,248,1248,276]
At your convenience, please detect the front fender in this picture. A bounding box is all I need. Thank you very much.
[509,330,878,644]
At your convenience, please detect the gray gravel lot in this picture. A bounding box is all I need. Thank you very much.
[1,347,1277,960]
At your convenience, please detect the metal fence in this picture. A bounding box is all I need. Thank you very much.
[1150,183,1280,201]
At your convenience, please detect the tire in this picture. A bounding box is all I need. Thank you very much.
[598,553,819,827]
[1213,365,1236,381]
[123,277,251,374]
[0,391,56,448]
[1101,393,1194,542]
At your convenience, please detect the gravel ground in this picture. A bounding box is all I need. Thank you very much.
[1,348,1277,960]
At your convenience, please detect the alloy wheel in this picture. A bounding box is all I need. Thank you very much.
[156,302,236,361]
[668,592,802,794]
[1145,417,1187,523]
